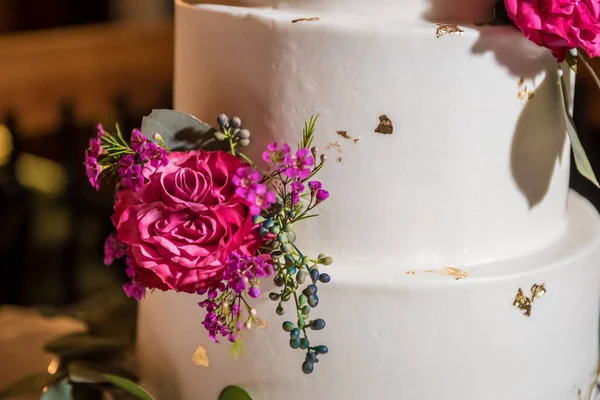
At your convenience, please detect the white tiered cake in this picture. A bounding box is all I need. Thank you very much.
[137,1,600,398]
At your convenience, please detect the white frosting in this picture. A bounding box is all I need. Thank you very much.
[136,2,600,399]
[227,0,498,22]
[173,2,571,269]
[138,191,600,400]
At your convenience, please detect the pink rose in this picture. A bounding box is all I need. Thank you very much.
[113,150,262,293]
[505,0,600,61]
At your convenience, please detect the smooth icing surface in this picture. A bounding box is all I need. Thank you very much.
[138,191,600,400]
[173,2,571,269]
[207,0,498,22]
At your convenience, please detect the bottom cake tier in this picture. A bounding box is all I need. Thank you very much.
[137,190,600,400]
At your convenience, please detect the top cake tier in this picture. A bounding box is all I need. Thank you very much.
[175,2,571,269]
[211,0,497,22]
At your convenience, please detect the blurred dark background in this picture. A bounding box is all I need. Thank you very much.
[0,0,174,309]
[0,0,599,384]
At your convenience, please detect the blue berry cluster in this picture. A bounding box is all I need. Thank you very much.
[260,210,332,374]
[215,114,252,150]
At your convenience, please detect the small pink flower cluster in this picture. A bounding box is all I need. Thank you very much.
[233,166,277,215]
[262,142,315,180]
[198,252,274,343]
[83,125,168,192]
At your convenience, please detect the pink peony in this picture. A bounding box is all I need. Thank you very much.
[505,0,600,61]
[113,150,262,293]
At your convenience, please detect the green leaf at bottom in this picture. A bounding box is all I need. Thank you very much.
[559,73,600,188]
[219,385,253,400]
[102,374,155,400]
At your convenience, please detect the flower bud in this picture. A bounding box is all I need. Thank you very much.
[239,129,251,139]
[320,154,327,163]
[217,114,229,127]
[231,116,242,128]
[214,131,227,141]
[239,138,250,147]
[311,146,319,157]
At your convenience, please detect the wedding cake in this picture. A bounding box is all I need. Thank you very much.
[137,0,600,398]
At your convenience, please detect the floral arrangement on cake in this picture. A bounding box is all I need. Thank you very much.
[483,0,600,187]
[85,110,333,375]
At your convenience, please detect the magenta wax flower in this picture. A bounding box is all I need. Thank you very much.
[308,181,322,192]
[118,154,143,192]
[248,285,261,298]
[85,150,102,190]
[285,148,315,180]
[89,123,105,158]
[263,142,291,168]
[103,233,126,266]
[316,189,329,202]
[143,141,168,168]
[247,183,277,216]
[130,129,147,153]
[290,181,305,205]
[123,282,146,301]
[233,166,262,198]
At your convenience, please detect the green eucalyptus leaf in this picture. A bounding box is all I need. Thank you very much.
[40,379,73,400]
[102,374,154,400]
[68,361,138,384]
[0,373,51,399]
[44,333,126,359]
[68,362,108,384]
[140,109,217,151]
[558,74,600,187]
[219,386,253,400]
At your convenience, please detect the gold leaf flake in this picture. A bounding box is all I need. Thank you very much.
[436,24,464,39]
[513,283,545,317]
[256,318,268,329]
[406,270,416,275]
[337,131,350,140]
[517,77,535,103]
[354,138,360,144]
[375,115,394,134]
[337,157,343,163]
[292,17,320,23]
[513,288,532,317]
[425,265,469,280]
[531,283,546,301]
[192,345,209,367]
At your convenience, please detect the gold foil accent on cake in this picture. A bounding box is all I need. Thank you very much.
[425,265,469,280]
[192,345,209,367]
[518,77,535,103]
[513,283,546,317]
[406,270,416,275]
[354,138,360,144]
[256,318,268,329]
[531,283,546,300]
[292,17,320,23]
[436,24,464,38]
[337,130,350,140]
[375,115,394,134]
[337,157,343,163]
[513,288,532,316]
